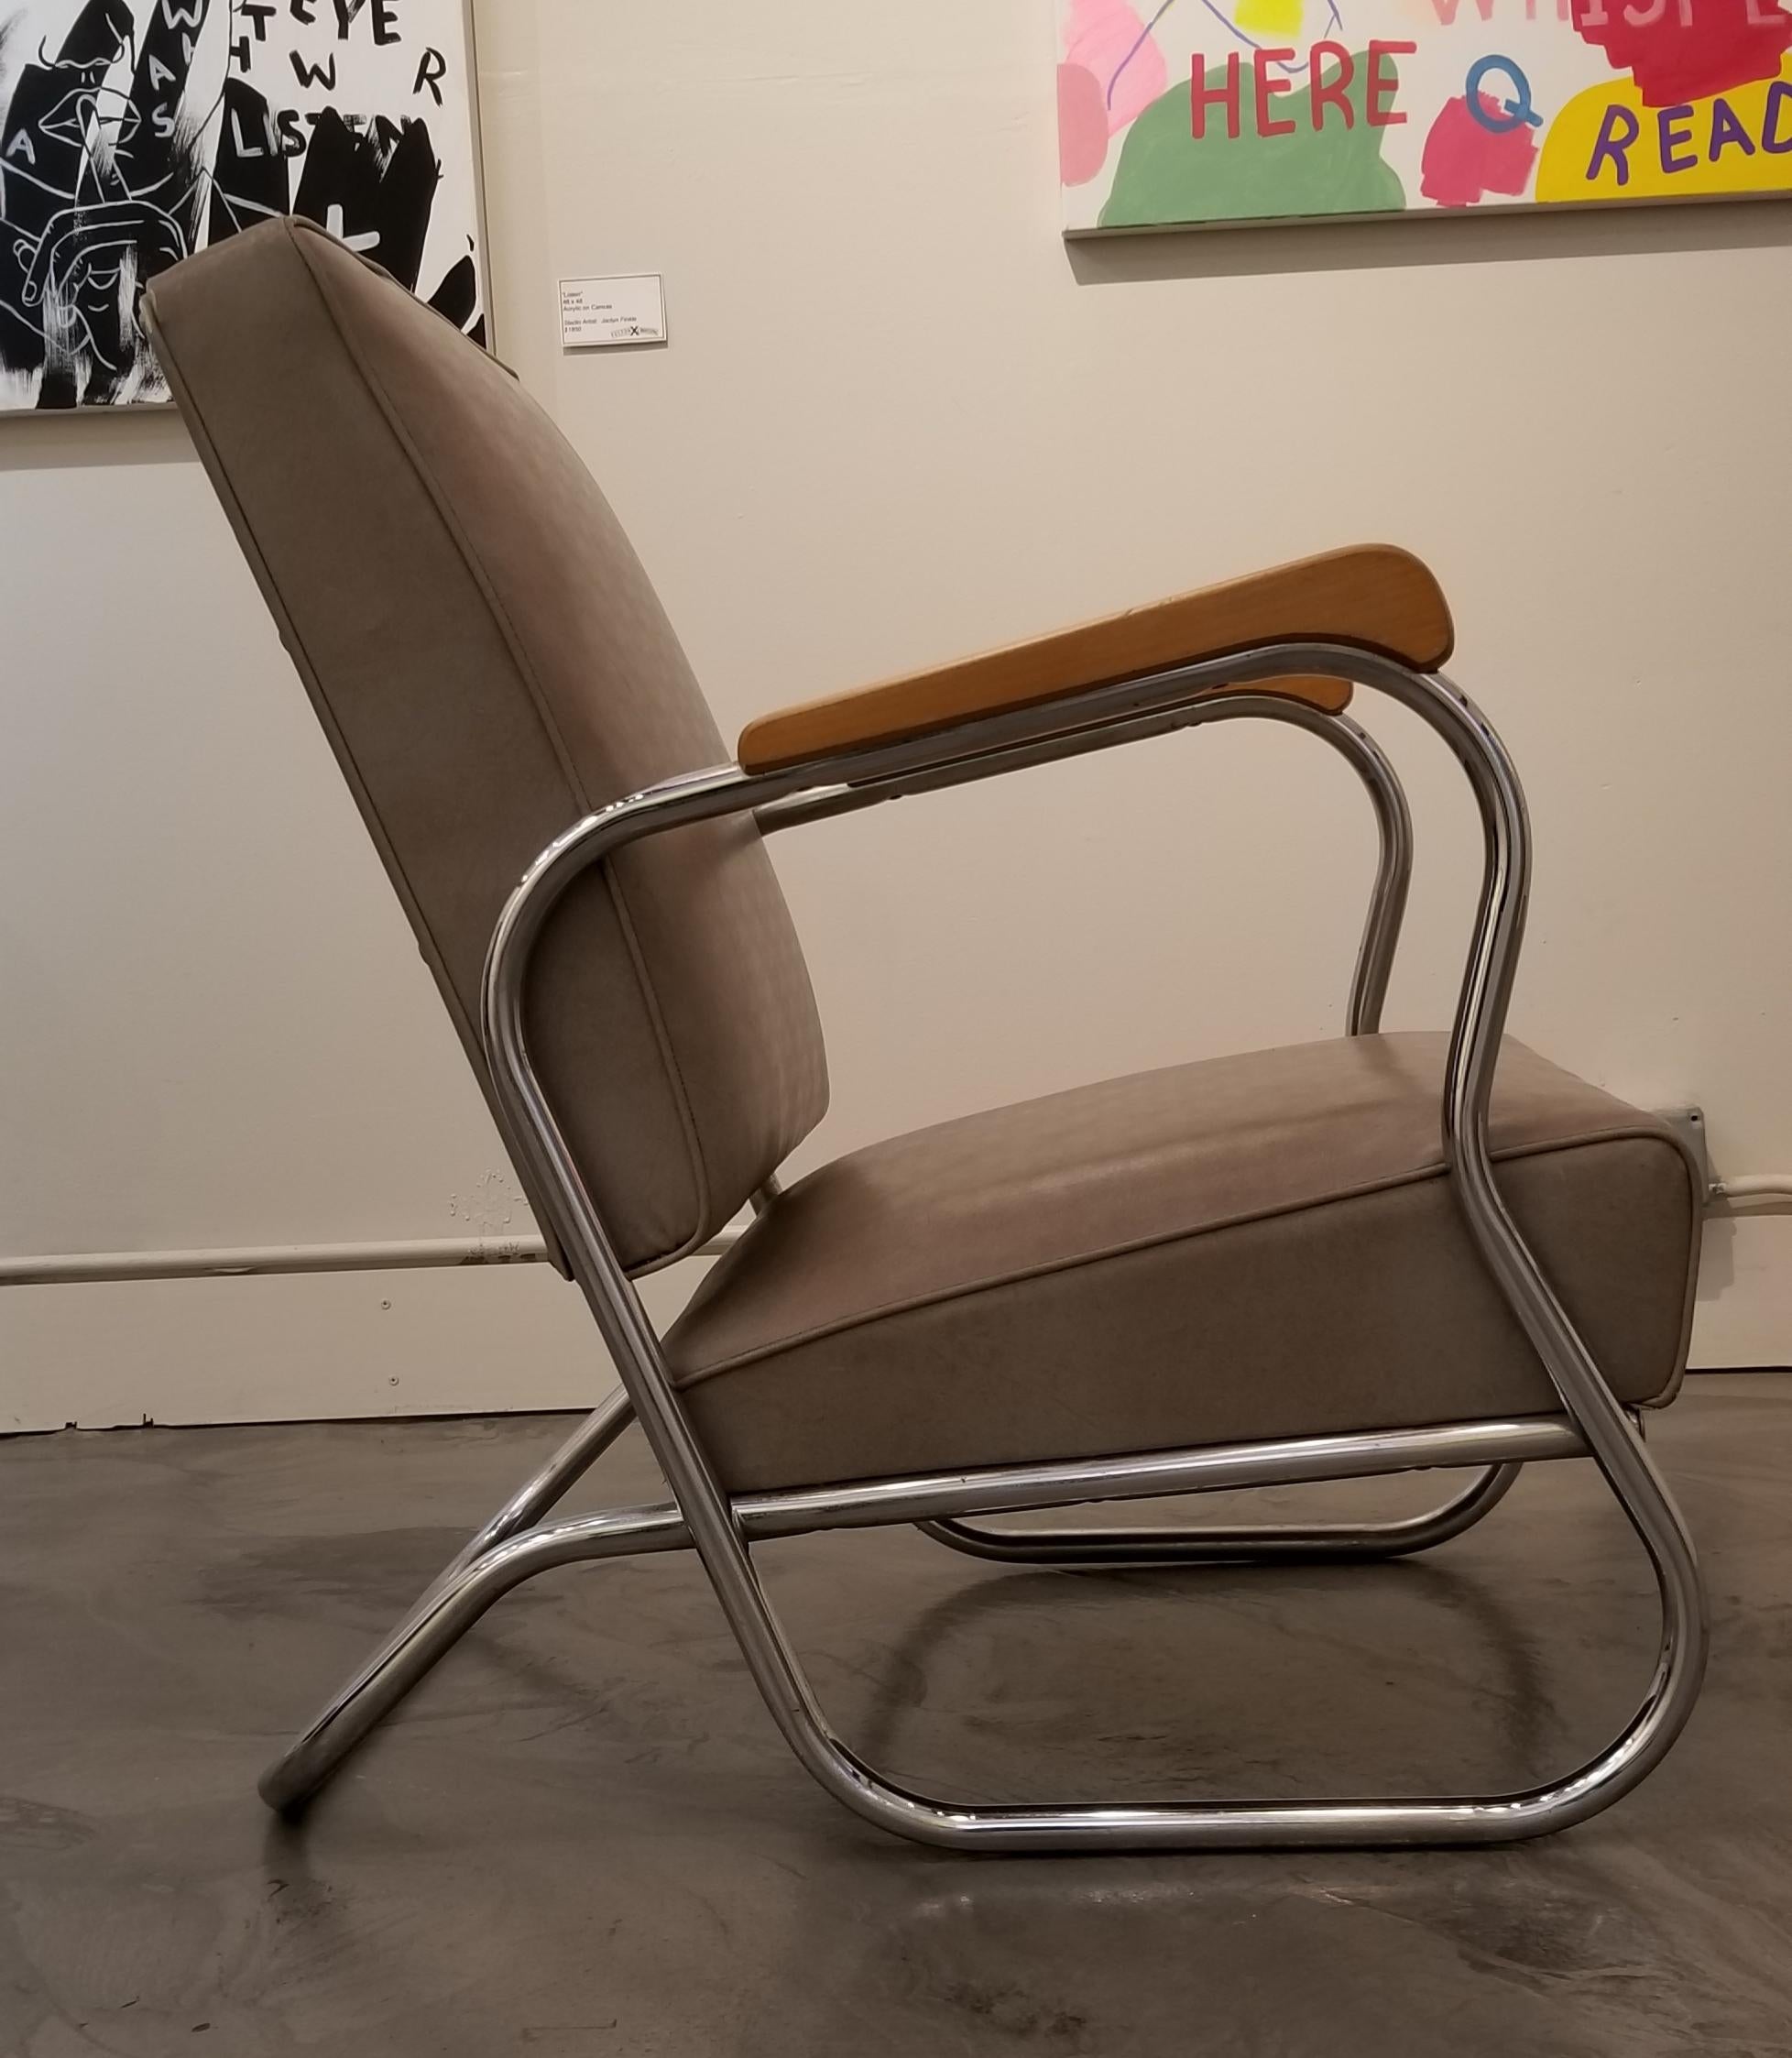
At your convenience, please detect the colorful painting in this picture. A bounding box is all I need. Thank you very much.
[1057,0,1792,228]
[0,0,486,409]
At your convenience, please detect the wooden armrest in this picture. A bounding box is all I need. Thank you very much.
[737,544,1453,772]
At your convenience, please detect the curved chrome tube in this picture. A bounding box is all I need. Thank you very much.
[754,689,1413,1039]
[260,644,1708,1848]
[916,1459,1522,1568]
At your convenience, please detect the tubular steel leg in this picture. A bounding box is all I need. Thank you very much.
[441,1387,636,1575]
[400,1385,638,1627]
[258,1383,641,1814]
[260,1497,685,1812]
[917,1461,1521,1568]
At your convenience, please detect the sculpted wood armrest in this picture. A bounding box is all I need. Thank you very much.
[737,544,1454,772]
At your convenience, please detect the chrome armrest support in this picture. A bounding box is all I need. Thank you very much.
[751,684,1413,1038]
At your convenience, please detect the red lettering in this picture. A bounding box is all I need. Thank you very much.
[1309,41,1355,128]
[1192,51,1241,139]
[1253,48,1297,136]
[1367,38,1415,126]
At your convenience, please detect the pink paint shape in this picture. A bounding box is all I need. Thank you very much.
[1064,0,1170,133]
[1420,93,1540,206]
[1058,61,1112,184]
[1570,0,1792,107]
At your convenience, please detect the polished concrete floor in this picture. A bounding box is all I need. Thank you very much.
[4,1375,1790,2056]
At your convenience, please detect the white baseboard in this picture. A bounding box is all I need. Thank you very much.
[0,1258,705,1434]
[1,1215,1785,1436]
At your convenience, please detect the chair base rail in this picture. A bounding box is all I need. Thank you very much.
[260,1414,1599,1830]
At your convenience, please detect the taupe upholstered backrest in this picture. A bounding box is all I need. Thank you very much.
[145,218,827,1273]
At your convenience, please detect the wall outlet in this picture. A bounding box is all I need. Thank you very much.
[1655,1107,1712,1200]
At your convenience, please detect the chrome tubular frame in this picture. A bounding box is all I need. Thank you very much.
[258,647,1710,1848]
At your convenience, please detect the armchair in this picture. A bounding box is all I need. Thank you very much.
[143,217,1707,1852]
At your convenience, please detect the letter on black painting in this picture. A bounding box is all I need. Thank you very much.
[292,106,440,290]
[427,250,476,329]
[210,78,294,245]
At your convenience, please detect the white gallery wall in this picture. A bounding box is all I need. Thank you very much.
[3,0,1789,1432]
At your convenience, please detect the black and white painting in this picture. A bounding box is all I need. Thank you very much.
[0,0,485,409]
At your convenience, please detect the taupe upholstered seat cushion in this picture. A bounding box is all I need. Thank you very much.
[664,1034,1702,1492]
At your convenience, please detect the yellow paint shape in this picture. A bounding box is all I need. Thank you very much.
[1538,57,1792,201]
[1234,0,1306,38]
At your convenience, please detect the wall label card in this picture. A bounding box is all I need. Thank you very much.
[558,276,668,349]
[0,0,486,411]
[1056,0,1792,231]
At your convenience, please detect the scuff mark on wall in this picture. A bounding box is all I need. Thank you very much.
[447,1169,535,1241]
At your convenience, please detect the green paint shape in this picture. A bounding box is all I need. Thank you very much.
[1100,56,1406,227]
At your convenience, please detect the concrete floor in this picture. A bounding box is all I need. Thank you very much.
[4,1376,1790,2057]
